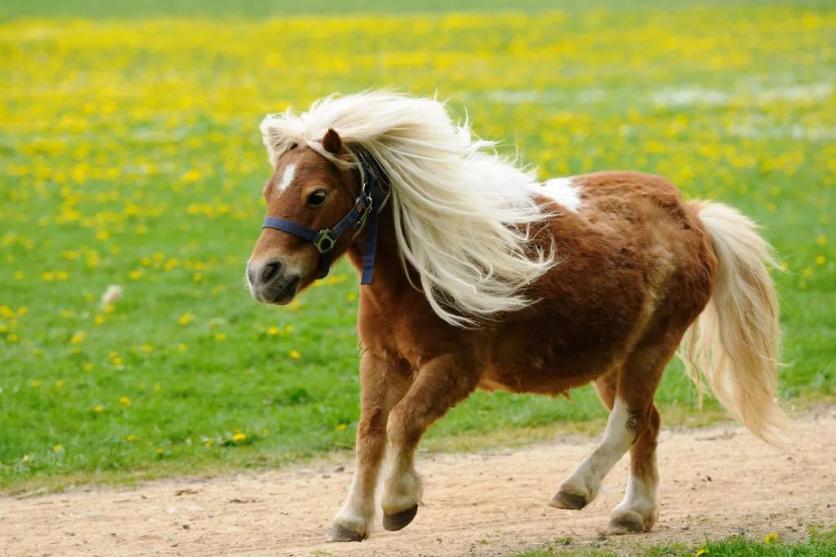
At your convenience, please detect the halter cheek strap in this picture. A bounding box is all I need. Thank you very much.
[261,148,384,284]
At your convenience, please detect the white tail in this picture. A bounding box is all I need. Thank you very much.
[680,202,787,444]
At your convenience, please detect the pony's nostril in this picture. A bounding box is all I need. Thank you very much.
[260,261,282,284]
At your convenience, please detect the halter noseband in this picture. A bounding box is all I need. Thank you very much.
[261,147,385,285]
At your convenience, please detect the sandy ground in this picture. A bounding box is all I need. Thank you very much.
[2,409,834,557]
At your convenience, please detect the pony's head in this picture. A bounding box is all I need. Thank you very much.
[246,129,357,304]
[246,92,554,326]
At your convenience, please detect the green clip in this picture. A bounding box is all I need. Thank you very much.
[314,229,336,253]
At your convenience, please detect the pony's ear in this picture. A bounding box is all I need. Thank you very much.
[321,128,343,154]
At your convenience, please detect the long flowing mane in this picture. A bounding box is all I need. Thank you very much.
[260,92,555,326]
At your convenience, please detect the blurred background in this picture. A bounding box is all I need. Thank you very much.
[0,0,833,488]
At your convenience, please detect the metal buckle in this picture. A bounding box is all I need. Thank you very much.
[356,194,373,229]
[314,229,336,253]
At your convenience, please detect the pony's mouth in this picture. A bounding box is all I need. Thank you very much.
[258,276,300,305]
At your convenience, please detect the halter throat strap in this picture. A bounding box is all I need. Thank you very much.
[261,147,385,284]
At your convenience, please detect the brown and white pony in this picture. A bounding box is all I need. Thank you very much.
[245,92,785,541]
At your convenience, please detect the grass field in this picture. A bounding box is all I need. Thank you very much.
[514,527,836,556]
[0,0,834,490]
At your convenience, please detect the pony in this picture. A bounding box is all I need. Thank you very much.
[245,91,785,541]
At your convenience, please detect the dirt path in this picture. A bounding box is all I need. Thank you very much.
[3,409,834,557]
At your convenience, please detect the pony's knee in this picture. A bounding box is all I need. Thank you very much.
[385,407,422,448]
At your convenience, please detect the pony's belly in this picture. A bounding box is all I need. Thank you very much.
[478,361,603,396]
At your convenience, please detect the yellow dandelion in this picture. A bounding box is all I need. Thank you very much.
[128,269,144,280]
[267,326,280,336]
[70,330,86,345]
[214,333,227,342]
[52,444,64,453]
[119,396,132,407]
[815,234,827,246]
[178,313,194,326]
[763,532,779,544]
[13,270,24,280]
[289,350,301,360]
[125,434,138,442]
[336,423,348,431]
[176,343,188,353]
[93,404,105,413]
[232,431,247,443]
[815,255,826,266]
[42,271,55,281]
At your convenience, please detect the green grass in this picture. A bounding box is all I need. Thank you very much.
[2,0,830,19]
[0,0,834,489]
[514,526,836,556]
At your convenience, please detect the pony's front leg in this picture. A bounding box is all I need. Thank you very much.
[381,354,479,531]
[329,352,409,542]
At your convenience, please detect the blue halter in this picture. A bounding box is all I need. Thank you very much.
[261,148,385,285]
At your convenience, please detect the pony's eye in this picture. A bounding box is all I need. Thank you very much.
[307,189,328,207]
[288,142,298,151]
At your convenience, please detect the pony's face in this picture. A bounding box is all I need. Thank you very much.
[246,130,356,305]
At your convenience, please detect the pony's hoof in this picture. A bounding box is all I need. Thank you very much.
[549,489,588,510]
[328,524,366,542]
[382,505,418,531]
[607,511,647,535]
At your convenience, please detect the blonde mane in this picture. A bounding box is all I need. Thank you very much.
[260,91,555,326]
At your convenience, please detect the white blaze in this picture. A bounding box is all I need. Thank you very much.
[277,163,296,192]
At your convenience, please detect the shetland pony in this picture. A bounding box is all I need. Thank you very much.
[245,92,784,541]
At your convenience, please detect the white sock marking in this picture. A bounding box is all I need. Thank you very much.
[561,398,634,498]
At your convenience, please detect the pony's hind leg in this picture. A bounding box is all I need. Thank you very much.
[608,403,660,534]
[381,354,479,531]
[549,392,635,511]
[550,335,675,535]
[329,352,409,542]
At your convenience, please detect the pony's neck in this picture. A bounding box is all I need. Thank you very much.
[346,202,414,304]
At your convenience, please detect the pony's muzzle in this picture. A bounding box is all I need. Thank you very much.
[247,258,299,304]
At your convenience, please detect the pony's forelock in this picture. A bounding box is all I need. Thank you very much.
[260,91,555,326]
